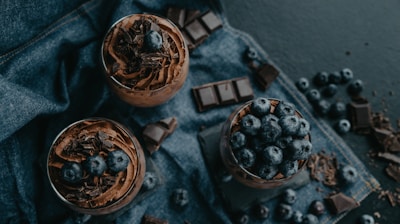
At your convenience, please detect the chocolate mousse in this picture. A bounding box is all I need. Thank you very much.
[47,118,146,215]
[101,14,189,107]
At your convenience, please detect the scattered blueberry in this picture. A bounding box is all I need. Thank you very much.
[314,99,331,115]
[306,89,321,104]
[251,97,271,117]
[232,212,249,224]
[309,200,325,216]
[260,146,283,165]
[84,155,107,176]
[61,162,83,183]
[144,30,163,52]
[328,71,342,84]
[302,213,319,224]
[274,101,296,117]
[275,135,293,149]
[287,139,313,160]
[107,149,130,173]
[313,71,329,86]
[235,148,256,168]
[340,164,358,184]
[259,118,282,143]
[240,114,261,136]
[279,160,299,177]
[171,188,189,208]
[253,204,269,219]
[347,79,364,96]
[276,203,293,221]
[217,167,233,183]
[296,77,310,92]
[335,119,351,134]
[230,131,247,150]
[279,115,301,136]
[358,214,375,224]
[257,164,278,180]
[297,118,310,137]
[282,188,297,204]
[141,171,158,191]
[340,68,354,83]
[245,47,258,61]
[322,83,338,97]
[292,210,303,224]
[329,101,347,118]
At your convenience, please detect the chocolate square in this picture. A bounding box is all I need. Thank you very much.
[185,9,201,25]
[196,86,219,110]
[348,99,372,133]
[216,82,237,105]
[143,124,165,145]
[200,11,223,32]
[184,19,209,44]
[166,7,186,28]
[255,63,280,90]
[233,77,254,101]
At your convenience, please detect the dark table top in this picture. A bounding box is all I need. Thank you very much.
[221,0,400,223]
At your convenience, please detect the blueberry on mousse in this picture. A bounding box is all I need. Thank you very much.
[144,30,163,52]
[84,155,107,176]
[61,162,83,183]
[107,149,130,173]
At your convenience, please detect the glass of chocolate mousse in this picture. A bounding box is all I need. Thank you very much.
[47,118,146,215]
[101,14,189,107]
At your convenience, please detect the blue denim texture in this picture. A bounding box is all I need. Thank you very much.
[0,0,379,223]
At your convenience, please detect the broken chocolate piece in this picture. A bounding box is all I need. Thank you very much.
[184,9,201,25]
[200,11,223,32]
[166,7,186,28]
[325,192,359,214]
[254,63,280,90]
[142,117,178,154]
[184,19,209,45]
[348,98,372,134]
[377,152,400,165]
[192,77,254,112]
[142,215,169,224]
[385,163,400,182]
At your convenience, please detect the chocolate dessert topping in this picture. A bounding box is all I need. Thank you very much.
[307,151,339,186]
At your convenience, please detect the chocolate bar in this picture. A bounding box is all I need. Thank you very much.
[348,98,372,134]
[142,117,178,154]
[141,215,169,224]
[200,11,223,32]
[254,63,280,90]
[324,192,359,214]
[192,77,254,112]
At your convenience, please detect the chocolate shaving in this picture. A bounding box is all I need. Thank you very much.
[385,163,400,182]
[141,215,169,224]
[307,151,339,186]
[377,152,400,165]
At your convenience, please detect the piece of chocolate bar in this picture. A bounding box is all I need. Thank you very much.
[324,192,359,214]
[184,19,209,45]
[166,7,186,28]
[200,11,223,32]
[185,9,202,25]
[254,63,280,90]
[142,117,178,154]
[348,98,372,134]
[192,77,254,112]
[141,215,169,224]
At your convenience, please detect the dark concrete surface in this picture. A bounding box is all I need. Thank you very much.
[221,0,400,223]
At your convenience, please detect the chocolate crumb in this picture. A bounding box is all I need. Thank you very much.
[307,151,339,186]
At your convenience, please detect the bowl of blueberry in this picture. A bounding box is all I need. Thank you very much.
[47,118,146,215]
[220,98,312,189]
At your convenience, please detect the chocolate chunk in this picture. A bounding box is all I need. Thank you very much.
[184,19,209,44]
[377,152,400,165]
[192,77,254,112]
[185,9,202,25]
[141,215,168,224]
[166,7,186,28]
[324,192,359,214]
[254,63,280,90]
[200,11,223,32]
[385,163,400,182]
[142,117,178,154]
[348,98,372,134]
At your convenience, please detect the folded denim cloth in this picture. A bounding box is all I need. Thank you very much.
[0,0,379,223]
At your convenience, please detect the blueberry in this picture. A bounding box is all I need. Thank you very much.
[335,119,351,134]
[257,164,278,180]
[171,188,189,207]
[309,200,325,216]
[358,214,375,224]
[275,135,293,149]
[260,146,283,165]
[329,102,347,118]
[296,77,310,92]
[347,79,364,96]
[259,118,282,143]
[302,214,319,224]
[144,30,163,52]
[322,83,338,97]
[297,118,310,137]
[282,188,297,204]
[287,139,313,160]
[245,47,258,61]
[261,114,279,123]
[232,212,249,224]
[306,89,321,104]
[340,68,354,83]
[250,137,267,153]
[253,204,269,219]
[84,155,107,176]
[251,97,271,117]
[279,115,300,136]
[340,164,358,184]
[141,171,158,191]
[329,71,342,84]
[276,203,293,221]
[235,148,256,168]
[230,131,247,150]
[313,71,329,86]
[107,149,130,173]
[279,160,299,177]
[61,162,83,183]
[240,114,261,136]
[274,101,296,117]
[313,99,331,115]
[292,210,303,224]
[217,167,233,183]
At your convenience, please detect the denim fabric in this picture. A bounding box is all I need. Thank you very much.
[0,0,379,223]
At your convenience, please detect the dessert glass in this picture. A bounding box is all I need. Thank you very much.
[101,14,189,107]
[47,118,146,215]
[219,99,310,189]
